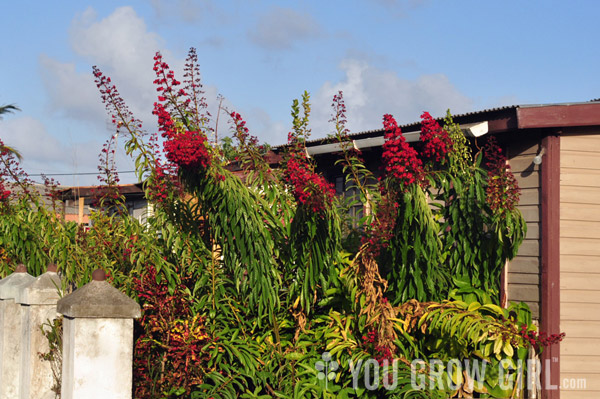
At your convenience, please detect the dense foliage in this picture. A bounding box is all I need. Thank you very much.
[0,48,563,398]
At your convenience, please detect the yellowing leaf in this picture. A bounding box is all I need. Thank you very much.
[503,341,514,357]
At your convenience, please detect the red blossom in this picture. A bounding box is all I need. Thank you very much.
[518,324,565,352]
[163,129,211,170]
[483,137,521,215]
[0,188,10,202]
[381,114,423,189]
[419,111,452,164]
[151,55,212,173]
[362,330,393,366]
[152,102,212,172]
[283,154,335,213]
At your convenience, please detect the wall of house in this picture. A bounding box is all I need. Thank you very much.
[507,136,542,319]
[128,199,150,224]
[559,130,600,398]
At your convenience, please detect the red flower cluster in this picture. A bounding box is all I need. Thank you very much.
[0,139,33,200]
[483,137,521,214]
[362,330,377,344]
[519,324,565,352]
[153,102,212,171]
[230,111,259,148]
[163,129,211,170]
[284,154,336,213]
[147,161,179,205]
[419,111,452,163]
[381,114,423,188]
[0,186,10,202]
[153,52,183,98]
[362,330,393,365]
[152,54,212,172]
[0,156,12,202]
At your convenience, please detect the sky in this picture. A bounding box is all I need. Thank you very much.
[1,0,599,186]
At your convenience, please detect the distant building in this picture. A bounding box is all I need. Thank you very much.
[58,183,151,226]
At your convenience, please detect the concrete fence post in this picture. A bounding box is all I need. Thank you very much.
[57,269,141,399]
[0,264,35,399]
[17,263,62,399]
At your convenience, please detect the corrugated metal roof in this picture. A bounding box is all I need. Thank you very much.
[274,101,600,149]
[297,105,518,147]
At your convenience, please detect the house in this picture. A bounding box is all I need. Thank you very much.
[59,183,152,226]
[289,100,600,399]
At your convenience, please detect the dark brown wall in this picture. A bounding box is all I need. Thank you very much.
[506,132,543,319]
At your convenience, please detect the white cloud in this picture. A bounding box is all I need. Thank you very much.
[0,117,97,183]
[248,7,321,50]
[242,107,287,145]
[0,117,65,164]
[39,55,105,123]
[40,6,174,128]
[310,59,473,138]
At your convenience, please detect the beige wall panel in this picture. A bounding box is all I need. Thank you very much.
[561,391,600,399]
[559,373,597,393]
[561,355,600,373]
[561,203,600,222]
[561,186,600,205]
[560,338,600,356]
[560,133,600,396]
[561,150,600,170]
[561,290,600,304]
[560,255,600,273]
[527,302,539,316]
[560,220,600,239]
[560,303,600,321]
[561,321,600,338]
[560,273,600,291]
[561,168,600,187]
[561,135,600,152]
[560,237,600,256]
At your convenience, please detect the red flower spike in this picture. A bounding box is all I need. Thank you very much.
[381,114,423,190]
[419,111,452,164]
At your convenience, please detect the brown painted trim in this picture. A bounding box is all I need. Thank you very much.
[540,133,560,399]
[500,260,508,308]
[518,104,600,129]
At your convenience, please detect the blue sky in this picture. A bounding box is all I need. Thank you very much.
[1,0,599,185]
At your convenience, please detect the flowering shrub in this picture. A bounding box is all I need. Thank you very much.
[0,47,554,399]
